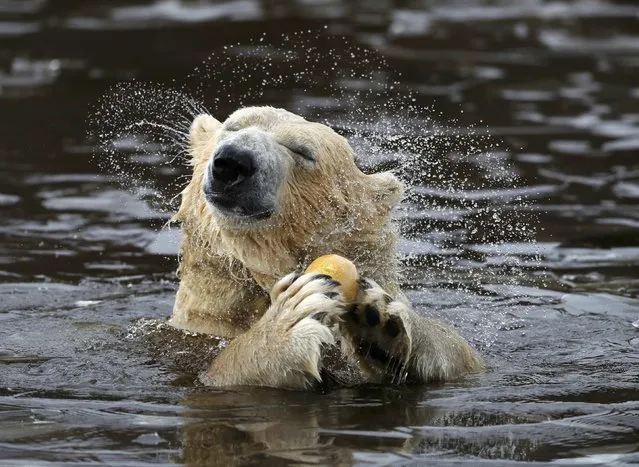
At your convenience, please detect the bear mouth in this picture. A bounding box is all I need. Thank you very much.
[204,190,274,221]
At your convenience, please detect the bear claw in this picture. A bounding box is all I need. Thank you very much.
[339,277,411,382]
[364,305,380,326]
[384,316,402,338]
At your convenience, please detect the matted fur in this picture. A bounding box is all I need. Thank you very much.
[171,107,402,337]
[169,106,484,388]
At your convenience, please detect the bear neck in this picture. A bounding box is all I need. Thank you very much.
[177,169,401,292]
[214,203,399,292]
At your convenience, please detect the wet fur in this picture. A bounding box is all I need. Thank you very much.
[170,106,484,389]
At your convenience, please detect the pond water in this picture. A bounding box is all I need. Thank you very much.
[1,1,638,465]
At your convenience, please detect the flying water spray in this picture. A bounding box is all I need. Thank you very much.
[88,29,540,349]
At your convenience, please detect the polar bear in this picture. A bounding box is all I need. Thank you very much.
[170,106,483,389]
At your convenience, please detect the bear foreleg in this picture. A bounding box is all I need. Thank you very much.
[201,273,346,389]
[339,279,485,383]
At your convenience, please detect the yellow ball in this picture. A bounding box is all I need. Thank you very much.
[305,254,359,303]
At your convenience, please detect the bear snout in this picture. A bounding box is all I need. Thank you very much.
[210,144,257,189]
[202,140,282,222]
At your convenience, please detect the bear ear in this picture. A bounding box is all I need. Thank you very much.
[367,171,405,210]
[190,114,221,144]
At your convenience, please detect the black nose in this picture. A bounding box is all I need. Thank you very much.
[211,145,257,187]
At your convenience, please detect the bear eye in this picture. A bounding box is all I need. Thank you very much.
[286,146,315,163]
[224,121,241,132]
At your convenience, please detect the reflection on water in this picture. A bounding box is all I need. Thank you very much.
[1,0,638,465]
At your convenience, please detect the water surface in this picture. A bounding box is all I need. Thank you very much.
[1,1,638,465]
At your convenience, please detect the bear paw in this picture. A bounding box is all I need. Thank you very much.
[339,278,412,384]
[263,272,347,387]
[268,272,347,328]
[204,273,347,389]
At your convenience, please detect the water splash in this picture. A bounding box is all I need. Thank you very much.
[88,29,541,348]
[87,83,205,213]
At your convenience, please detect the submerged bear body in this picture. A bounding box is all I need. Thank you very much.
[170,106,484,389]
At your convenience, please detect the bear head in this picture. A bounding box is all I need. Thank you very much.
[174,106,403,289]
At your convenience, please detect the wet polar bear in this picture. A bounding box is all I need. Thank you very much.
[170,106,484,389]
